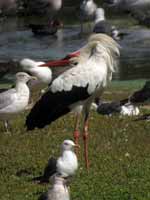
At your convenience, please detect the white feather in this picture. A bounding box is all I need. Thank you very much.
[20,58,52,84]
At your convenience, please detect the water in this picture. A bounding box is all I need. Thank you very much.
[0,16,150,81]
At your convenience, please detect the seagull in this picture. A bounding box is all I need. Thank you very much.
[0,72,36,132]
[56,139,78,178]
[97,100,139,116]
[80,0,97,33]
[93,8,121,40]
[33,139,78,183]
[39,175,70,200]
[26,33,120,168]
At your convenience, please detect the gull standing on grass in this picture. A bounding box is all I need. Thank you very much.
[26,33,120,168]
[34,139,78,183]
[39,175,70,200]
[0,72,36,132]
[57,139,78,178]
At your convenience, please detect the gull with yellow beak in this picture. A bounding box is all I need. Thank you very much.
[34,139,78,183]
[0,72,36,132]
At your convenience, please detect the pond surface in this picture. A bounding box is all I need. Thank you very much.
[0,16,150,81]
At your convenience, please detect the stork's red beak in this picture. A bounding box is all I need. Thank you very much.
[39,50,80,67]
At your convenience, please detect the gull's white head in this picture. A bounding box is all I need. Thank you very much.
[15,72,36,83]
[61,140,76,151]
[95,8,105,23]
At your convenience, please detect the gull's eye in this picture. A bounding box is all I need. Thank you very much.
[64,142,69,146]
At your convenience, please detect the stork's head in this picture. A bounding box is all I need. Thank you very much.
[88,33,120,71]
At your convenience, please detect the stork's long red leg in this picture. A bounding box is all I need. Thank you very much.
[83,113,90,169]
[73,112,80,156]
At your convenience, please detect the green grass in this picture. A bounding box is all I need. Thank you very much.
[0,82,150,200]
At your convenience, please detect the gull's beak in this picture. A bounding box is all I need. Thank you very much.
[74,144,80,148]
[30,76,37,80]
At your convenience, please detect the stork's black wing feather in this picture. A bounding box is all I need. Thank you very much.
[26,85,90,130]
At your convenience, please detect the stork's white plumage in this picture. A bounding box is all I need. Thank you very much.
[26,33,120,168]
[0,72,36,131]
[20,58,52,85]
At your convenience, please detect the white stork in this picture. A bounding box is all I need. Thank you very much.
[20,58,52,86]
[26,33,120,168]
